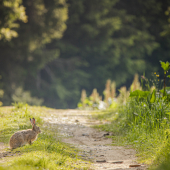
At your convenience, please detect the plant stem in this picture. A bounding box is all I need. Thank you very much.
[163,71,166,97]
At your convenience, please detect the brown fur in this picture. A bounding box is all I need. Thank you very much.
[9,118,41,149]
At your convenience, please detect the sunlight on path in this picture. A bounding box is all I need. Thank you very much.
[43,110,147,170]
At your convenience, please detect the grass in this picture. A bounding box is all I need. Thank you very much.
[92,94,170,169]
[88,62,170,169]
[0,104,91,170]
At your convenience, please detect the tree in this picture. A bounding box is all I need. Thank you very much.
[40,0,157,108]
[1,0,170,109]
[0,0,68,106]
[116,0,170,78]
[0,0,27,40]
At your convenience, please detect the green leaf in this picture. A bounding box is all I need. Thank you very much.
[160,89,164,94]
[160,61,170,71]
[150,89,156,103]
[167,75,170,78]
[160,87,170,96]
[165,112,170,115]
[130,90,150,98]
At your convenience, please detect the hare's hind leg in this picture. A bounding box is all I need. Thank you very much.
[10,142,22,149]
[28,140,32,145]
[10,136,23,149]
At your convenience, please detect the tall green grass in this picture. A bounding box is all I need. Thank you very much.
[93,94,170,168]
[92,61,170,169]
[122,95,170,164]
[0,104,90,170]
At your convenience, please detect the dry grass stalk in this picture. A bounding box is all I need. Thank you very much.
[90,88,100,103]
[81,89,86,108]
[118,86,128,104]
[131,74,141,91]
[104,79,111,106]
[111,81,116,98]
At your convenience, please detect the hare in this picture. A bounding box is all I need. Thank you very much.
[9,118,41,149]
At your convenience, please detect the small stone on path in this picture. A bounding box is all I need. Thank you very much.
[82,133,89,136]
[107,161,123,164]
[129,164,141,167]
[96,159,106,163]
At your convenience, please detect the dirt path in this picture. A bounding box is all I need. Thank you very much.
[43,109,147,170]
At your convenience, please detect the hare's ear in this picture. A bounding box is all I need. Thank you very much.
[30,118,34,126]
[32,118,36,125]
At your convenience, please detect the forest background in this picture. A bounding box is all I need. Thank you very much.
[0,0,170,109]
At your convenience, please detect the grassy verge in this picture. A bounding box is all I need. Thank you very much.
[0,104,90,170]
[92,99,170,170]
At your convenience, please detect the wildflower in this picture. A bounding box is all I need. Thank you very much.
[167,90,170,94]
[133,112,138,116]
[154,72,156,74]
[158,79,159,81]
[156,75,159,77]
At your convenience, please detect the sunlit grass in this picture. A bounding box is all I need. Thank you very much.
[0,104,90,170]
[92,97,170,169]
